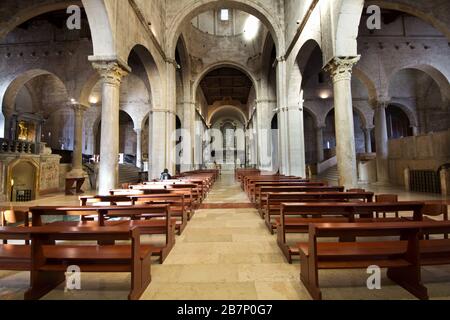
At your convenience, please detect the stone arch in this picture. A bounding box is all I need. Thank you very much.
[0,0,81,40]
[7,158,40,201]
[389,64,450,104]
[126,44,163,110]
[366,0,450,41]
[387,102,418,128]
[353,67,378,106]
[303,106,320,128]
[79,72,101,107]
[82,0,115,57]
[208,105,248,126]
[1,69,70,138]
[193,61,260,100]
[166,0,285,58]
[352,105,368,129]
[334,0,365,57]
[288,39,323,115]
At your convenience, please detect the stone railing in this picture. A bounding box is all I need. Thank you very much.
[0,139,36,154]
[317,156,338,175]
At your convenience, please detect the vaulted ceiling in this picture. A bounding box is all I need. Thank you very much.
[200,67,253,105]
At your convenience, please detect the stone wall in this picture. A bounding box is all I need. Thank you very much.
[388,129,450,186]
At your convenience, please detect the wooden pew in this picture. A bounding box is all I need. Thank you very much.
[235,169,260,182]
[128,186,199,214]
[250,181,326,204]
[244,176,299,194]
[80,193,188,235]
[29,205,175,264]
[248,180,316,202]
[266,191,374,234]
[278,201,423,263]
[258,186,346,219]
[298,221,450,300]
[0,225,153,300]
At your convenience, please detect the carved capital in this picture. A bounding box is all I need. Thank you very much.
[325,56,360,83]
[92,61,129,86]
[376,97,391,109]
[70,103,89,114]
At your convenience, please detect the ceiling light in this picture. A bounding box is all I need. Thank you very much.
[89,96,99,104]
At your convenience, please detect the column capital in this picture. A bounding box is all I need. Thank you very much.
[325,56,360,83]
[69,103,89,113]
[134,127,142,134]
[364,126,375,132]
[375,97,391,109]
[91,60,130,86]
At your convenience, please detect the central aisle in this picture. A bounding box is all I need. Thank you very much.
[142,173,306,300]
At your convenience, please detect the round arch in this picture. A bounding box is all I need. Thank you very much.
[126,44,163,109]
[208,105,248,126]
[366,0,450,41]
[303,106,320,128]
[389,64,450,104]
[82,0,115,57]
[335,0,365,57]
[192,62,260,100]
[167,0,285,58]
[2,69,69,118]
[353,67,378,106]
[387,102,418,128]
[0,0,82,40]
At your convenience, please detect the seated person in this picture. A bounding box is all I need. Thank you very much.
[160,168,172,181]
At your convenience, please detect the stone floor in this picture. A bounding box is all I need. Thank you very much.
[0,174,449,300]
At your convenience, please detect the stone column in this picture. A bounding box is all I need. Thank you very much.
[91,60,129,194]
[325,56,360,188]
[256,100,273,171]
[364,127,373,153]
[67,103,88,178]
[374,100,389,183]
[151,60,177,179]
[276,57,289,175]
[134,127,142,170]
[285,101,306,178]
[181,101,196,172]
[411,125,419,136]
[315,125,325,163]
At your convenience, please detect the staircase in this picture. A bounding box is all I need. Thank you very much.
[119,164,141,185]
[317,165,339,183]
[83,163,141,189]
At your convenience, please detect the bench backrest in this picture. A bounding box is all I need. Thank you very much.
[267,192,374,205]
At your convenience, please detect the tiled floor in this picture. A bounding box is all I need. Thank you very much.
[0,174,449,300]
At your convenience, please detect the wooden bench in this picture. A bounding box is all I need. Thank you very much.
[127,186,198,214]
[278,202,424,263]
[258,186,346,220]
[80,193,188,235]
[298,221,450,300]
[248,181,320,203]
[29,205,175,264]
[244,176,300,194]
[0,225,153,300]
[266,191,374,234]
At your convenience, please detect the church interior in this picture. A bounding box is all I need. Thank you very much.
[0,0,449,301]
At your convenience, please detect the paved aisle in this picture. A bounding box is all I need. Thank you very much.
[142,173,305,300]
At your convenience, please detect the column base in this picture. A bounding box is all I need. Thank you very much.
[372,180,391,187]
